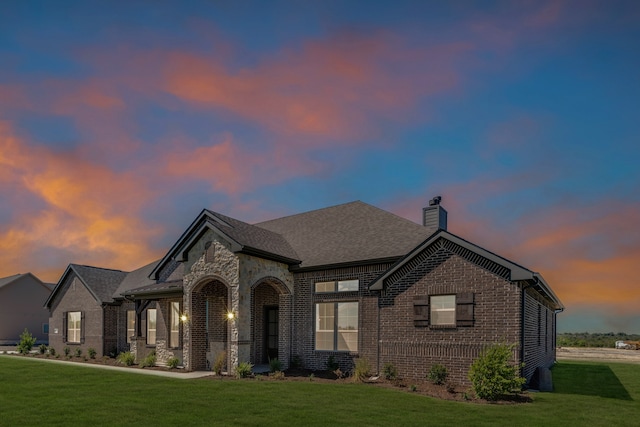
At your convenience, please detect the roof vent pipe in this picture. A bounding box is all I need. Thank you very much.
[423,196,447,232]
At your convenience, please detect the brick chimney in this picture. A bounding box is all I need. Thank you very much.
[422,196,447,232]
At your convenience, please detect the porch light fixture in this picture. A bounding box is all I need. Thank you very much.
[180,314,188,322]
[226,311,235,320]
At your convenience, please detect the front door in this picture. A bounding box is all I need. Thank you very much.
[265,306,278,361]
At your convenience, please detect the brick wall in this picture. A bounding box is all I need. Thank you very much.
[291,263,393,373]
[47,275,106,356]
[523,288,556,381]
[375,240,522,386]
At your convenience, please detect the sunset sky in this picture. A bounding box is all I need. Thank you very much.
[1,1,638,333]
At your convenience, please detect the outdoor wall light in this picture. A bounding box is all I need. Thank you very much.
[180,314,188,322]
[226,311,235,320]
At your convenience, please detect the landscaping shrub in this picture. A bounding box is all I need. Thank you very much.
[352,357,371,382]
[38,344,48,354]
[141,352,156,368]
[326,355,339,371]
[427,364,448,385]
[75,348,83,357]
[235,362,253,379]
[468,342,526,401]
[88,348,97,359]
[63,347,70,357]
[270,371,285,380]
[290,355,302,369]
[48,347,56,356]
[117,351,135,366]
[269,357,282,373]
[213,351,226,375]
[167,357,180,369]
[17,329,37,354]
[383,362,398,380]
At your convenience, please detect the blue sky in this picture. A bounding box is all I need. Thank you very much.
[1,0,639,333]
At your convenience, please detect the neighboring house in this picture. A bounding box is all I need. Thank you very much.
[46,198,563,385]
[0,273,52,345]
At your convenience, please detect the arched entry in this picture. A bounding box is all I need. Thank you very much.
[251,278,291,366]
[191,279,229,371]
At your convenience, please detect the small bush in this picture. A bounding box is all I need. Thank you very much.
[141,352,156,368]
[38,344,48,354]
[446,382,456,394]
[468,342,526,401]
[74,348,82,357]
[48,347,56,356]
[427,364,448,385]
[88,348,97,359]
[213,351,226,375]
[270,371,285,380]
[117,351,135,366]
[269,357,282,373]
[383,362,398,380]
[333,368,344,379]
[352,357,371,382]
[17,329,37,354]
[290,355,302,369]
[308,373,315,381]
[63,347,70,356]
[326,355,339,371]
[410,384,418,392]
[167,357,180,369]
[235,361,253,379]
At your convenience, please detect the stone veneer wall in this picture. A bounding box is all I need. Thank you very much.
[182,237,240,371]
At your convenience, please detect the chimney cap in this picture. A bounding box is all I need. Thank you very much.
[429,196,442,206]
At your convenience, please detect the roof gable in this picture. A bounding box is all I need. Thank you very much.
[45,264,128,307]
[370,230,564,310]
[0,272,48,292]
[150,209,300,280]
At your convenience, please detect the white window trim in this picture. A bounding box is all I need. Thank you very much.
[67,311,81,343]
[170,302,180,348]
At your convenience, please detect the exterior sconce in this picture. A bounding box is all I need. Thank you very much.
[226,311,235,320]
[180,314,188,322]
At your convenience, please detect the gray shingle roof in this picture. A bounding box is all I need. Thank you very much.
[205,210,300,263]
[69,265,128,304]
[0,273,23,289]
[255,201,434,269]
[112,259,160,299]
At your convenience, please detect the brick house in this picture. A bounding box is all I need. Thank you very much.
[45,198,563,385]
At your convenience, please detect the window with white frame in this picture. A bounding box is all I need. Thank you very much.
[315,302,358,351]
[430,295,456,326]
[170,301,180,348]
[67,311,81,343]
[126,310,135,343]
[147,308,157,345]
[314,279,359,293]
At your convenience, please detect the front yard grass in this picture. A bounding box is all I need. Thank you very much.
[0,356,638,426]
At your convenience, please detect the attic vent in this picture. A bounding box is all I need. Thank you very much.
[205,241,215,263]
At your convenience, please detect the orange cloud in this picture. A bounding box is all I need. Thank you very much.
[0,122,162,282]
[163,33,468,141]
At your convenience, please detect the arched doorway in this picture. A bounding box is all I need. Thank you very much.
[251,278,291,366]
[191,280,229,371]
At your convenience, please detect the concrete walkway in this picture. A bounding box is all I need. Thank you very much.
[0,354,215,379]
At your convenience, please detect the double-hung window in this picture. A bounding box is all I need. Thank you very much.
[315,302,358,352]
[147,309,157,345]
[430,295,456,326]
[126,310,135,343]
[170,302,180,348]
[67,311,82,343]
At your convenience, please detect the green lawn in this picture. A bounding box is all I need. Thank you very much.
[0,357,638,426]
